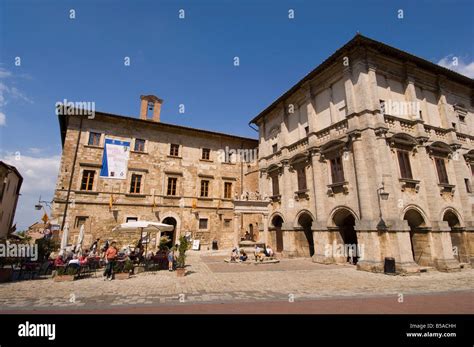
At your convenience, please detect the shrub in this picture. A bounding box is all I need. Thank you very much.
[176,236,190,268]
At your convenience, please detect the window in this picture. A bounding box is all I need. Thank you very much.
[379,100,386,115]
[200,180,209,197]
[224,182,232,199]
[134,139,145,152]
[199,218,208,229]
[397,150,413,179]
[75,216,88,228]
[80,170,95,191]
[435,158,449,184]
[418,110,423,120]
[465,178,472,193]
[296,166,307,191]
[305,126,309,136]
[330,156,345,184]
[202,148,210,160]
[224,219,231,227]
[88,132,101,146]
[130,174,142,194]
[126,217,138,223]
[270,173,279,196]
[167,177,177,196]
[459,115,466,123]
[170,144,180,157]
[452,122,457,130]
[272,144,278,153]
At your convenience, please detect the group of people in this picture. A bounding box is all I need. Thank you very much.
[230,244,274,262]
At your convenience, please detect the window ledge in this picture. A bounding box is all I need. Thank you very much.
[399,178,420,193]
[327,181,349,196]
[439,183,455,197]
[163,195,180,199]
[198,197,213,201]
[269,194,281,203]
[222,162,236,165]
[199,159,213,163]
[294,189,309,200]
[167,155,182,159]
[76,190,99,195]
[125,193,146,198]
[131,150,148,155]
[84,145,103,149]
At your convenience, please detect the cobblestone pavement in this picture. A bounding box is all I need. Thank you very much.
[0,251,473,312]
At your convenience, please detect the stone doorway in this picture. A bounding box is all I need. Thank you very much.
[272,215,284,252]
[443,210,467,263]
[297,212,314,257]
[404,209,431,266]
[162,217,177,248]
[333,209,358,264]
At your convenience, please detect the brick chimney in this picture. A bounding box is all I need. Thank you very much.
[140,95,163,122]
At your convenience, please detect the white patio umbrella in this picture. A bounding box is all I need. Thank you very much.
[60,223,69,252]
[112,221,174,259]
[75,224,85,254]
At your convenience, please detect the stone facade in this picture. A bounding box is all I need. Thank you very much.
[51,104,260,251]
[251,34,474,273]
[0,161,23,239]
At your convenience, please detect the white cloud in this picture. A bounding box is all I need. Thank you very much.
[0,111,5,126]
[437,55,474,78]
[0,68,33,109]
[1,154,61,230]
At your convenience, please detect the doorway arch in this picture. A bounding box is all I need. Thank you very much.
[271,214,284,252]
[443,209,464,262]
[297,211,315,257]
[331,208,358,264]
[403,208,431,266]
[161,217,177,249]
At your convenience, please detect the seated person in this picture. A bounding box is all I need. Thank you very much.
[265,245,274,257]
[254,245,265,261]
[79,252,89,265]
[67,255,81,272]
[230,248,239,262]
[54,255,65,267]
[239,250,248,262]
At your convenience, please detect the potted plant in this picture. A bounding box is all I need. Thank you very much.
[176,236,190,277]
[114,259,134,280]
[54,267,77,282]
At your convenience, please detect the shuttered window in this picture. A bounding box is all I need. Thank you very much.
[397,150,413,179]
[435,158,449,184]
[330,156,345,184]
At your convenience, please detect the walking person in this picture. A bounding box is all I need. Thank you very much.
[167,247,175,272]
[103,241,118,281]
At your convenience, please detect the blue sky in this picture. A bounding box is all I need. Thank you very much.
[1,0,473,230]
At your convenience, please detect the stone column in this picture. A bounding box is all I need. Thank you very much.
[390,220,420,274]
[312,221,333,264]
[431,221,461,272]
[263,213,269,246]
[233,213,241,248]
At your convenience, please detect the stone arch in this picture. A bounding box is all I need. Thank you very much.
[440,207,463,227]
[327,206,359,227]
[270,213,284,252]
[442,208,467,262]
[403,206,432,266]
[160,212,181,246]
[400,205,431,228]
[328,206,359,264]
[295,210,315,257]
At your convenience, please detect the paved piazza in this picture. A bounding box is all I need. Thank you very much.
[0,251,473,312]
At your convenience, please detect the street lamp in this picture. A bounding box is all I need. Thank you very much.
[35,196,52,211]
[376,182,389,231]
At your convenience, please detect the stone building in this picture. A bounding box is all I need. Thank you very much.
[51,95,260,250]
[250,34,474,273]
[0,161,23,239]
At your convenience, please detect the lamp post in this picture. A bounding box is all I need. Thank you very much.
[376,182,389,231]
